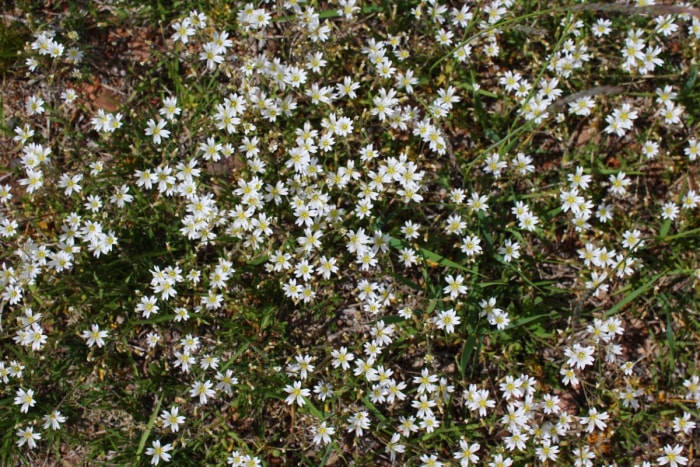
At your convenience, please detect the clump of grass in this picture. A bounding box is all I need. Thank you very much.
[0,19,29,75]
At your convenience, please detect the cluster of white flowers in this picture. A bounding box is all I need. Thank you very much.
[30,31,65,60]
[4,0,700,464]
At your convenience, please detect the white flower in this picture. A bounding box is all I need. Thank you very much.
[105,113,123,132]
[14,388,36,413]
[657,444,688,467]
[435,308,461,334]
[171,19,195,44]
[331,346,354,370]
[443,274,467,298]
[160,406,185,433]
[579,407,609,432]
[592,18,612,37]
[26,95,45,115]
[284,380,310,406]
[621,229,643,250]
[560,367,579,387]
[498,239,520,262]
[61,88,78,103]
[16,426,41,449]
[200,42,225,70]
[672,413,696,435]
[146,440,173,465]
[26,56,39,71]
[401,220,421,240]
[518,211,539,232]
[145,119,170,145]
[460,234,482,256]
[81,324,108,348]
[565,343,595,370]
[609,172,631,197]
[685,139,699,161]
[216,369,238,395]
[159,96,181,120]
[312,421,335,445]
[347,410,371,437]
[454,439,480,466]
[189,380,215,404]
[42,410,67,430]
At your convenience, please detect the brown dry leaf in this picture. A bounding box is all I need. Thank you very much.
[59,444,87,467]
[129,27,154,65]
[573,124,600,148]
[107,24,156,66]
[92,87,121,112]
[79,78,122,112]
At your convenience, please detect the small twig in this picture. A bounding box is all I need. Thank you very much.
[0,14,29,25]
[99,82,128,96]
[571,3,700,18]
[548,85,625,114]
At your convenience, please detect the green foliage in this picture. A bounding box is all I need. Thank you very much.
[1,0,700,465]
[0,20,29,75]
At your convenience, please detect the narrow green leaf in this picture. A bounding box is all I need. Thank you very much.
[460,333,476,379]
[361,396,387,423]
[247,254,270,266]
[136,393,163,458]
[390,271,422,291]
[682,65,698,96]
[133,314,176,325]
[506,312,558,330]
[656,226,700,242]
[658,218,672,239]
[373,315,406,325]
[605,271,666,317]
[305,398,324,419]
[318,443,334,467]
[390,236,470,273]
